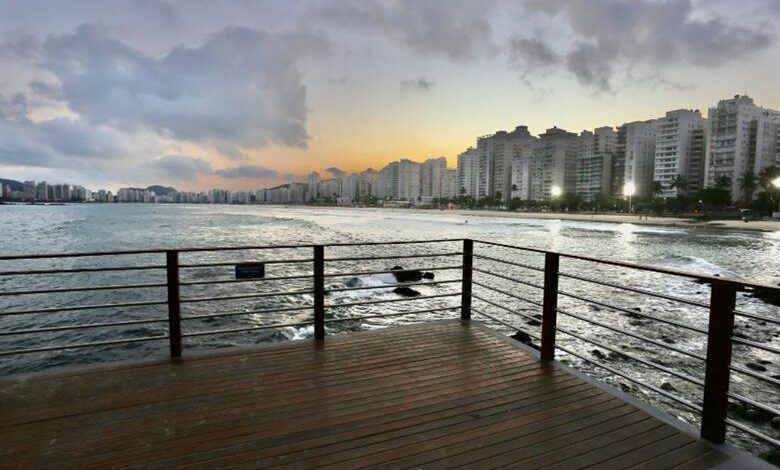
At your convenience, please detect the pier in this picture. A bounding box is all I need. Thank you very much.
[0,240,777,468]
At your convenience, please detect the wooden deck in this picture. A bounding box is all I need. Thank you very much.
[0,320,747,469]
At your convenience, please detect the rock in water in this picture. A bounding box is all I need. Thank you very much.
[393,286,421,297]
[509,331,539,350]
[422,272,435,280]
[390,265,424,282]
[345,277,362,288]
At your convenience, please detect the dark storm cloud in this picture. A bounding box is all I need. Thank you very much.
[399,78,434,93]
[325,167,346,177]
[518,0,775,90]
[314,0,500,62]
[38,24,324,151]
[150,154,213,181]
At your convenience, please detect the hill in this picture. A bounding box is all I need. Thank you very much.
[0,178,24,191]
[147,185,177,196]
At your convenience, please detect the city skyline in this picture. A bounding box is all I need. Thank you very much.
[1,0,779,191]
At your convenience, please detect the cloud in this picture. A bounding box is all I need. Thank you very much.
[324,166,346,177]
[519,0,775,90]
[214,165,284,179]
[150,154,212,181]
[29,24,326,154]
[400,77,434,92]
[314,0,500,62]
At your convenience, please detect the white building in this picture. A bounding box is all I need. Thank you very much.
[530,126,579,200]
[576,126,616,202]
[306,172,322,201]
[441,168,458,200]
[612,120,657,198]
[457,147,479,199]
[476,126,536,202]
[704,95,780,201]
[653,109,705,198]
[420,157,447,198]
[358,169,379,200]
[378,159,421,201]
[510,156,532,200]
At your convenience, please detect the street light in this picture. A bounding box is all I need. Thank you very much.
[623,182,636,213]
[773,177,780,189]
[772,177,780,216]
[550,185,562,198]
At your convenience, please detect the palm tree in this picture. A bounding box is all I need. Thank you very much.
[669,175,688,197]
[714,175,732,191]
[738,170,758,201]
[651,181,662,197]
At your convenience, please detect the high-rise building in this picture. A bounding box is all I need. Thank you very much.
[653,110,706,198]
[358,169,379,200]
[35,181,49,201]
[378,159,421,201]
[576,126,616,202]
[306,172,322,201]
[23,181,35,201]
[530,126,579,200]
[612,120,656,198]
[704,95,780,201]
[475,126,536,202]
[441,169,458,200]
[457,148,479,198]
[420,157,447,198]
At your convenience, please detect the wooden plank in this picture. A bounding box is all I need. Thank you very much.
[0,320,738,470]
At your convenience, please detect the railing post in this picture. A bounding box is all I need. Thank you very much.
[166,250,182,358]
[701,279,737,443]
[540,252,560,361]
[461,239,473,321]
[313,245,325,341]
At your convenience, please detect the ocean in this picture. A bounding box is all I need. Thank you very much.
[1,203,778,453]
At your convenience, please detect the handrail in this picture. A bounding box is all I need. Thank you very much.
[0,237,777,457]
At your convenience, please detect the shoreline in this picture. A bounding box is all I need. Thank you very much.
[428,209,780,233]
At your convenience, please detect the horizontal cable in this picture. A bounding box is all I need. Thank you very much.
[472,268,545,291]
[0,335,168,356]
[324,292,460,309]
[731,336,780,355]
[325,279,460,293]
[0,300,168,317]
[324,239,462,247]
[179,258,313,268]
[472,294,540,323]
[0,265,166,276]
[471,307,541,341]
[556,307,706,361]
[733,310,780,327]
[325,252,462,262]
[727,392,780,419]
[0,318,168,336]
[729,364,780,387]
[180,289,314,304]
[472,281,543,308]
[473,254,545,273]
[0,282,167,297]
[555,343,702,413]
[557,288,706,335]
[325,306,460,323]
[559,271,710,309]
[180,274,313,286]
[182,321,313,337]
[472,240,548,255]
[323,265,462,278]
[182,305,314,321]
[555,324,705,387]
[725,419,780,448]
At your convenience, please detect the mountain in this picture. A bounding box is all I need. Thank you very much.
[146,185,177,196]
[0,178,23,191]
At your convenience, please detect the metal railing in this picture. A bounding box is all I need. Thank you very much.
[0,238,778,455]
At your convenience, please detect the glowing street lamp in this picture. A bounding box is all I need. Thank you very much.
[550,185,562,198]
[773,177,780,189]
[623,182,636,213]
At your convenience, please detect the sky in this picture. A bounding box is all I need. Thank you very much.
[0,0,779,191]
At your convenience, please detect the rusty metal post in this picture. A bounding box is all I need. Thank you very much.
[313,245,325,341]
[461,239,473,321]
[701,279,737,443]
[540,252,560,361]
[166,250,182,358]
